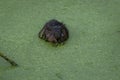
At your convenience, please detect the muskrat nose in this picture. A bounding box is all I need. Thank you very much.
[47,35,57,43]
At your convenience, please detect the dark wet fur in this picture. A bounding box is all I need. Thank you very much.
[39,19,69,44]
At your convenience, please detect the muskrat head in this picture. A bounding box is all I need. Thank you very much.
[39,19,69,44]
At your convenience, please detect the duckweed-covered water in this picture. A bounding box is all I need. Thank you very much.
[0,0,120,80]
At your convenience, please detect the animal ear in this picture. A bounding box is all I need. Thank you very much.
[61,27,69,40]
[39,26,46,38]
[62,28,67,36]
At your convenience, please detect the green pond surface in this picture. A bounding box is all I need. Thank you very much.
[0,0,120,80]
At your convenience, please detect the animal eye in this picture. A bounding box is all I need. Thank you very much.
[46,28,51,31]
[61,33,64,37]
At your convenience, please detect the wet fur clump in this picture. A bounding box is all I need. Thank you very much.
[39,19,69,45]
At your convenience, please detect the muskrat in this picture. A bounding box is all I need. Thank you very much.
[39,19,69,45]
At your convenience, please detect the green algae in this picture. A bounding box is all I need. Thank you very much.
[0,0,120,80]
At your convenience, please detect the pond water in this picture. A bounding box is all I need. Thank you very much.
[0,0,120,80]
